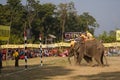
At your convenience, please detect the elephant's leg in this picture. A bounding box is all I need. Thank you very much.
[100,53,104,65]
[101,50,109,66]
[103,55,109,66]
[78,52,84,65]
[84,55,92,63]
[74,54,78,65]
[95,51,105,67]
[68,57,71,64]
[100,52,107,67]
[74,52,81,65]
[68,49,74,64]
[83,55,94,66]
[94,56,103,67]
[78,56,82,65]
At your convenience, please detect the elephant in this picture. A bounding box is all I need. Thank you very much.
[68,41,92,65]
[68,39,108,66]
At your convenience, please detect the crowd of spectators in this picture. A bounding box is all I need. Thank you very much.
[0,47,69,60]
[1,46,119,60]
[105,47,120,56]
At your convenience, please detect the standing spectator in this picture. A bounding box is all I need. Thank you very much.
[2,49,6,60]
[13,49,19,67]
[0,48,3,69]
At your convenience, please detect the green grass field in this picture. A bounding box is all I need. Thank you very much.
[0,56,120,80]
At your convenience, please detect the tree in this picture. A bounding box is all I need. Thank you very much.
[57,3,68,42]
[26,0,40,28]
[31,3,56,43]
[0,1,100,44]
[78,12,99,34]
[6,0,25,44]
[66,2,79,32]
[97,31,116,43]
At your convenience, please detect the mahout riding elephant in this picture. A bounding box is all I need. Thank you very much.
[68,39,108,66]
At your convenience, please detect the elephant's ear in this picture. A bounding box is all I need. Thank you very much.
[97,46,100,50]
[97,45,102,50]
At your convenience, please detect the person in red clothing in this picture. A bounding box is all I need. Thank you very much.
[0,48,3,69]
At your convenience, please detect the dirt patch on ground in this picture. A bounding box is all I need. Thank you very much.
[46,56,120,80]
[0,56,120,80]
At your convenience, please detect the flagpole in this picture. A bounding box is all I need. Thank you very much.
[24,27,28,69]
[39,33,43,66]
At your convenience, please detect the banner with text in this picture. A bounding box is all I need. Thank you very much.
[64,32,81,41]
[0,25,10,41]
[116,30,120,41]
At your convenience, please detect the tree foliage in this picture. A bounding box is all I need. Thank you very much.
[97,31,116,43]
[0,0,99,44]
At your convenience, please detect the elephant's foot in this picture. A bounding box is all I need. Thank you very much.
[87,62,95,67]
[103,63,109,67]
[90,63,102,67]
[91,64,98,67]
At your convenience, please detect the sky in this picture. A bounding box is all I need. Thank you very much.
[0,0,120,36]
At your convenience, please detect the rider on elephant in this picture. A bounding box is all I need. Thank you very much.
[70,39,76,47]
[85,31,94,40]
[79,33,87,42]
[80,31,94,43]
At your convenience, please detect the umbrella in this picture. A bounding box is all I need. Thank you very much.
[48,34,56,38]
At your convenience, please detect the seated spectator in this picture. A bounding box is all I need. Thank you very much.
[44,49,49,57]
